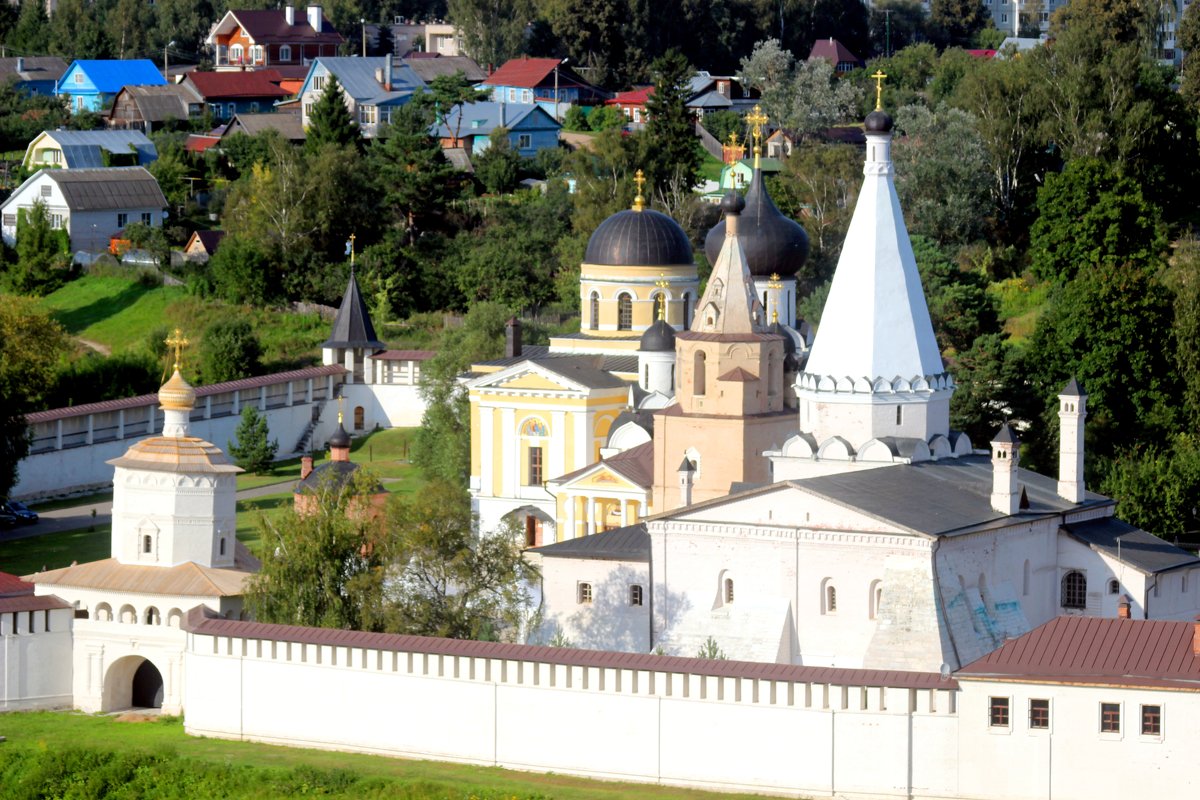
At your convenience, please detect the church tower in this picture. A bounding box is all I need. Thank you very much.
[652,191,792,509]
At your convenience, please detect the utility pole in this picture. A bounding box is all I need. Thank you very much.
[163,41,175,80]
[884,10,892,58]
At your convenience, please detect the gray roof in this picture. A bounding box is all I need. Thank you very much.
[473,346,551,369]
[318,57,423,106]
[584,208,694,267]
[434,102,560,138]
[42,167,167,211]
[295,460,383,494]
[1061,377,1084,397]
[444,147,473,173]
[533,523,649,561]
[0,56,68,82]
[115,84,202,123]
[1063,517,1200,575]
[323,272,385,350]
[601,354,639,374]
[30,129,157,168]
[793,456,1108,538]
[224,113,306,140]
[402,56,486,84]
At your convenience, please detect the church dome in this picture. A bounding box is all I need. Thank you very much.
[639,318,676,352]
[584,208,693,267]
[329,422,351,449]
[865,109,894,133]
[158,369,196,411]
[704,169,809,278]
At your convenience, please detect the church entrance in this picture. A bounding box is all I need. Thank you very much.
[131,660,164,708]
[102,656,165,711]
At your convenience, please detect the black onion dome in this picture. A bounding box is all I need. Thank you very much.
[328,423,351,449]
[864,109,894,133]
[639,318,676,352]
[721,189,745,215]
[705,169,809,278]
[584,208,693,266]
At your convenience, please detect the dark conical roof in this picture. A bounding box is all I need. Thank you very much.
[328,422,351,449]
[704,168,809,278]
[1061,377,1084,397]
[322,271,386,350]
[992,423,1018,445]
[584,208,693,266]
[639,318,676,352]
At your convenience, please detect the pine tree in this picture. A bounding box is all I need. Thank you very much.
[228,405,278,475]
[306,74,359,152]
[640,49,702,199]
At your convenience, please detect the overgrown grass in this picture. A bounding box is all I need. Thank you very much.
[987,275,1051,345]
[0,524,111,576]
[0,712,783,800]
[698,154,725,184]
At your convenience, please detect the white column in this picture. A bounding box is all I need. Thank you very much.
[621,498,629,527]
[586,496,596,536]
[566,493,576,540]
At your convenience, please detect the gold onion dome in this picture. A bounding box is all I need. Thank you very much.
[158,369,197,411]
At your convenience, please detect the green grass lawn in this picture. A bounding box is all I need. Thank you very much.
[0,712,783,800]
[699,154,725,184]
[0,524,111,576]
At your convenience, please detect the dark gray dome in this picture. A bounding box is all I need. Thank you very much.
[721,189,745,215]
[585,208,693,266]
[639,318,676,352]
[865,109,894,133]
[705,169,809,278]
[328,423,351,449]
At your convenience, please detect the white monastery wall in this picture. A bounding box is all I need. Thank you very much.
[340,382,426,430]
[184,624,963,800]
[0,606,74,710]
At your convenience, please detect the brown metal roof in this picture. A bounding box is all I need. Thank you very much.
[184,607,952,689]
[28,543,258,597]
[718,366,758,382]
[0,594,72,613]
[551,441,653,489]
[26,365,345,424]
[957,616,1200,690]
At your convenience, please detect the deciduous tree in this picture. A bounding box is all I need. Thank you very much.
[198,317,263,384]
[928,0,988,48]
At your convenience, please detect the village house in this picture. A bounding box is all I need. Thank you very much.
[298,57,424,138]
[108,85,204,132]
[0,56,68,96]
[56,59,167,113]
[206,5,344,71]
[435,101,560,157]
[481,57,606,120]
[180,71,291,121]
[23,129,158,170]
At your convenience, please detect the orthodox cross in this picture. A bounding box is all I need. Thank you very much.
[655,273,670,321]
[337,394,345,426]
[767,273,783,324]
[633,169,646,211]
[871,70,887,110]
[164,328,189,372]
[348,233,357,268]
[746,105,768,164]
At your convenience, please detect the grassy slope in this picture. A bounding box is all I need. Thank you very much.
[0,525,112,576]
[0,712,784,800]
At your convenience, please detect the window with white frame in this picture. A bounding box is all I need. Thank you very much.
[617,293,633,330]
[630,585,643,606]
[280,45,292,61]
[1108,579,1120,594]
[521,89,532,103]
[360,105,378,124]
[577,582,593,604]
[313,75,326,91]
[1141,704,1161,736]
[251,45,263,63]
[1061,570,1086,609]
[1029,698,1050,729]
[508,88,516,102]
[989,696,1010,727]
[517,133,532,149]
[74,71,84,84]
[231,44,244,63]
[1100,702,1121,733]
[304,103,314,118]
[50,213,63,229]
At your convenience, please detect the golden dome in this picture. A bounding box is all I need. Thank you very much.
[108,436,242,474]
[158,368,197,411]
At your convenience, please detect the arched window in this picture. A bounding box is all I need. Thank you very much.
[1108,579,1120,595]
[354,406,365,430]
[230,44,244,63]
[821,578,837,614]
[617,293,633,330]
[119,604,137,624]
[724,578,735,604]
[869,579,883,619]
[521,417,548,485]
[144,606,160,625]
[142,534,152,554]
[280,44,292,62]
[589,291,600,330]
[95,603,113,622]
[1061,570,1087,609]
[694,351,706,396]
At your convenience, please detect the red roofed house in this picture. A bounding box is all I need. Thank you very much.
[807,37,864,73]
[206,5,344,71]
[180,70,291,121]
[606,87,653,125]
[481,56,606,120]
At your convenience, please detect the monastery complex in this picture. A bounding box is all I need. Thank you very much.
[3,103,1200,800]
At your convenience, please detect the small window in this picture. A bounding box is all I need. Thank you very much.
[1100,702,1121,733]
[1029,699,1050,729]
[280,45,292,61]
[1141,705,1161,736]
[142,534,152,554]
[2,214,15,226]
[990,697,1010,727]
[117,212,128,228]
[40,185,51,197]
[588,291,600,329]
[1061,570,1087,609]
[313,75,325,92]
[521,89,532,103]
[74,71,84,84]
[528,445,543,485]
[826,584,837,613]
[517,133,532,149]
[50,213,63,229]
[577,582,593,604]
[895,405,902,425]
[1108,579,1120,595]
[219,538,226,556]
[630,585,643,606]
[250,102,260,113]
[617,294,633,330]
[724,578,734,604]
[508,88,516,102]
[141,212,152,225]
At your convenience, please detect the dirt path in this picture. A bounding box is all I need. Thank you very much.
[77,338,111,356]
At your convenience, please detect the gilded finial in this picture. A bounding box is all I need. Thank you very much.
[767,273,782,324]
[746,105,768,169]
[632,169,646,211]
[164,328,190,372]
[871,70,887,111]
[727,130,739,148]
[655,273,670,321]
[337,395,344,426]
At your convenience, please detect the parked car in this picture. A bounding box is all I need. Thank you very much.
[3,500,37,524]
[0,507,17,529]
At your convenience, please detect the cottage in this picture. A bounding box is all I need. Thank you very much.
[23,129,158,170]
[184,230,225,261]
[482,57,606,120]
[0,56,68,96]
[108,85,204,132]
[206,5,344,71]
[807,38,864,73]
[181,71,291,122]
[298,57,424,138]
[56,60,167,113]
[435,102,560,158]
[221,113,306,144]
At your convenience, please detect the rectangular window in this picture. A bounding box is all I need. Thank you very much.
[3,214,15,226]
[250,102,260,113]
[1101,702,1121,733]
[50,150,61,164]
[517,133,532,149]
[304,103,314,118]
[50,213,63,229]
[74,72,84,84]
[528,446,543,485]
[141,212,152,225]
[313,75,325,92]
[1029,699,1050,729]
[630,585,643,606]
[41,185,51,197]
[1141,705,1161,736]
[521,89,532,103]
[359,105,377,124]
[577,582,592,604]
[989,696,1010,727]
[117,212,128,228]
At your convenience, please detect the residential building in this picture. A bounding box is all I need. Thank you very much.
[807,38,864,72]
[221,113,306,143]
[298,57,424,138]
[1,167,167,253]
[401,54,487,85]
[56,60,167,113]
[206,5,344,71]
[108,85,204,132]
[435,102,560,157]
[481,57,606,120]
[181,71,291,121]
[0,56,68,96]
[183,230,225,261]
[23,129,158,170]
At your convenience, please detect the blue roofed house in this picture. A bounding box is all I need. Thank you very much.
[0,57,69,96]
[435,102,560,158]
[22,130,158,170]
[299,57,424,138]
[56,60,167,113]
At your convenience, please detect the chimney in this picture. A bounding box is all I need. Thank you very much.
[384,56,393,91]
[1117,594,1131,619]
[1057,377,1087,503]
[285,4,295,26]
[300,456,313,480]
[505,317,522,358]
[990,423,1020,515]
[307,4,323,32]
[677,456,695,508]
[15,57,23,73]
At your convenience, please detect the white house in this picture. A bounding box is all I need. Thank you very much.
[1,167,167,253]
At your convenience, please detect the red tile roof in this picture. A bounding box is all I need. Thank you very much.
[184,606,953,689]
[25,365,346,424]
[184,71,290,100]
[958,616,1200,690]
[607,87,653,107]
[0,570,33,597]
[229,9,344,44]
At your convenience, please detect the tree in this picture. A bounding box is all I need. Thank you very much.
[198,317,263,384]
[910,235,999,355]
[700,110,742,145]
[697,636,727,659]
[6,201,71,295]
[785,57,861,137]
[411,71,490,147]
[369,105,459,244]
[1166,237,1200,430]
[473,128,521,194]
[640,49,702,196]
[106,0,153,59]
[949,332,1023,446]
[1028,158,1166,283]
[1179,0,1200,113]
[0,298,69,498]
[208,234,276,306]
[565,126,638,234]
[222,138,317,270]
[561,104,590,132]
[869,0,928,58]
[928,0,989,48]
[738,38,795,133]
[47,0,107,58]
[447,0,529,69]
[7,0,49,54]
[245,468,389,630]
[1100,436,1200,537]
[305,74,359,152]
[366,480,538,640]
[228,405,279,474]
[1019,0,1045,37]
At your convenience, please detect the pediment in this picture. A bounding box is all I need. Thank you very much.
[469,362,588,394]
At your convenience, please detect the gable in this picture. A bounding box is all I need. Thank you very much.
[669,483,913,535]
[496,372,574,392]
[565,464,643,493]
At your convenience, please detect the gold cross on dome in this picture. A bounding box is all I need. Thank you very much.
[871,70,887,110]
[632,169,646,211]
[727,130,739,148]
[746,105,768,155]
[164,328,189,372]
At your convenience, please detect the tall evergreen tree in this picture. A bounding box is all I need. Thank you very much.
[639,49,702,200]
[228,405,279,474]
[7,0,48,53]
[305,74,359,152]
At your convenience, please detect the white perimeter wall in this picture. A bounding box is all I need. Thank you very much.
[0,607,74,710]
[184,629,962,799]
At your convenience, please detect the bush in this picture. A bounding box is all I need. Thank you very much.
[561,104,589,131]
[199,317,262,384]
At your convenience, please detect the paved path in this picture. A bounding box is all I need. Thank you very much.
[5,482,298,543]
